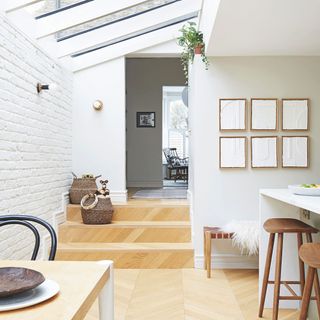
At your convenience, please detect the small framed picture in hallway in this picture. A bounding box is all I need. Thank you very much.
[136,112,156,128]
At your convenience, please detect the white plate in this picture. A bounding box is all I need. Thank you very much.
[0,279,59,312]
[289,185,320,196]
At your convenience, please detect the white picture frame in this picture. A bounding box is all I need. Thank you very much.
[251,137,278,168]
[282,136,309,168]
[219,137,247,168]
[282,99,309,131]
[219,99,246,131]
[251,99,278,130]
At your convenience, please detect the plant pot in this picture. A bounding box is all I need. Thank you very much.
[194,45,203,55]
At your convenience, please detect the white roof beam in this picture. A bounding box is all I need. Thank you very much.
[4,7,38,39]
[51,0,201,58]
[199,0,221,55]
[69,18,197,72]
[2,0,42,13]
[128,40,181,58]
[36,0,150,39]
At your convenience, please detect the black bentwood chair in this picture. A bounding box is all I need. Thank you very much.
[0,215,57,260]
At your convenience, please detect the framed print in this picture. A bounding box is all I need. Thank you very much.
[136,112,155,128]
[219,137,247,168]
[219,99,246,131]
[251,98,278,130]
[251,136,278,168]
[282,136,309,168]
[282,99,309,131]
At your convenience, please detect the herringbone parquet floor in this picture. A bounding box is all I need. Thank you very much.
[85,269,300,320]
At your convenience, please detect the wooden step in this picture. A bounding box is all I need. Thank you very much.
[59,221,191,243]
[56,243,194,268]
[67,204,190,222]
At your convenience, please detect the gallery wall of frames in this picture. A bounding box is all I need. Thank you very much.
[219,98,310,169]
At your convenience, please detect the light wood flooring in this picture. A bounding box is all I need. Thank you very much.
[127,187,189,204]
[84,269,299,320]
[56,202,194,268]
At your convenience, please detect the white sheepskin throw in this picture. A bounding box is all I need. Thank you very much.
[221,220,259,256]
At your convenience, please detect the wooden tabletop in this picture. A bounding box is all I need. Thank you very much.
[0,260,110,320]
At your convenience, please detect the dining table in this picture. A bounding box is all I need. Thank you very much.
[0,260,114,320]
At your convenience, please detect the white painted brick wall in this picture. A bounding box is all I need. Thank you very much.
[0,15,73,260]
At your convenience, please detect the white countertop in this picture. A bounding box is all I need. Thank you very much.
[260,188,320,215]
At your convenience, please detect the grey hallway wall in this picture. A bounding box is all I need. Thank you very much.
[126,58,185,187]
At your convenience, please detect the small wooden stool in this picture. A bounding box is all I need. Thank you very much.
[203,226,234,278]
[299,243,320,320]
[259,218,319,320]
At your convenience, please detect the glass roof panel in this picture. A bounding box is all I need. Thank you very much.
[25,1,46,15]
[71,12,198,57]
[26,0,90,17]
[56,0,180,41]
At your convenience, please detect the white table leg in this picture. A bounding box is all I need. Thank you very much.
[97,260,114,320]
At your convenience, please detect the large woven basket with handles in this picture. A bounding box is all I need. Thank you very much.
[69,173,101,204]
[80,180,113,225]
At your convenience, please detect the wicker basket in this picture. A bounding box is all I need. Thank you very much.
[69,173,100,204]
[81,195,114,225]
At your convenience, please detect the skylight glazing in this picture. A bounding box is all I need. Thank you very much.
[56,0,180,41]
[26,0,87,16]
[71,12,197,57]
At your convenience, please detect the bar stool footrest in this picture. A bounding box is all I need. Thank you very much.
[279,296,317,300]
[267,280,301,284]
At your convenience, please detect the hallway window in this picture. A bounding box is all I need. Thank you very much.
[163,86,188,162]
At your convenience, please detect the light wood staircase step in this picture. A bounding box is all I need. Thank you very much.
[56,243,194,269]
[59,221,191,243]
[67,204,190,222]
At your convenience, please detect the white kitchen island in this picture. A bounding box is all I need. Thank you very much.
[260,189,320,318]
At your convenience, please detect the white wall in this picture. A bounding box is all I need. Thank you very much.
[189,56,320,268]
[199,0,220,53]
[72,57,127,201]
[0,14,73,259]
[126,58,185,187]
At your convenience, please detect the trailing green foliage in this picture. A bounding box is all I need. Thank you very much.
[177,22,209,83]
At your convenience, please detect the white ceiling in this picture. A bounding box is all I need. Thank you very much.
[206,0,320,56]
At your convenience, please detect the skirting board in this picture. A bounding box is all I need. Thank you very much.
[187,189,192,201]
[54,211,65,227]
[110,190,128,203]
[187,190,195,242]
[43,209,64,260]
[194,254,259,269]
[62,192,69,217]
[127,180,163,188]
[63,190,127,204]
[41,234,51,260]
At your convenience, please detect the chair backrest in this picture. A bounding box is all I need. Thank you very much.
[0,215,57,260]
[163,148,179,164]
[163,148,171,163]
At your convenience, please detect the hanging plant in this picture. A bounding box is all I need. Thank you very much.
[177,22,209,84]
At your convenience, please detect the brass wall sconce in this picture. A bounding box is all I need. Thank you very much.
[93,100,103,111]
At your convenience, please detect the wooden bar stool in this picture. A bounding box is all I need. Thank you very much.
[203,226,234,278]
[299,243,320,320]
[259,218,319,320]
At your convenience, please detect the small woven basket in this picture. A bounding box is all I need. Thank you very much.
[81,196,114,225]
[69,173,100,204]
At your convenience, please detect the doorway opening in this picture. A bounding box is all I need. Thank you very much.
[162,86,189,189]
[125,58,188,199]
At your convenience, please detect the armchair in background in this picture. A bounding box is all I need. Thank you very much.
[163,148,188,182]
